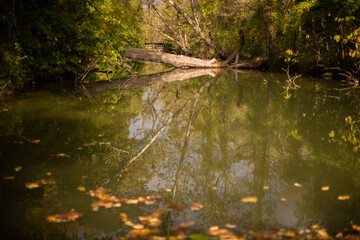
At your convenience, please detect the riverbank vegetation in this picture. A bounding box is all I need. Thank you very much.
[1,0,360,91]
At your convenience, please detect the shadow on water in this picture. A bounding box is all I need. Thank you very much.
[0,69,360,239]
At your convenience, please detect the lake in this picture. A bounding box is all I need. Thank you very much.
[0,69,359,239]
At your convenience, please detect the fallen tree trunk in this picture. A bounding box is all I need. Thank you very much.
[125,47,266,69]
[125,47,224,68]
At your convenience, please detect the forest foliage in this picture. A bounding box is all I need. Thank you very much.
[1,0,360,91]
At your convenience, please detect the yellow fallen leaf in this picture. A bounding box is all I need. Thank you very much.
[25,182,40,189]
[4,176,15,180]
[14,166,22,172]
[280,198,287,202]
[284,231,296,237]
[126,199,139,204]
[284,94,291,99]
[225,224,236,228]
[77,186,86,192]
[352,224,360,232]
[165,188,172,192]
[241,197,258,203]
[321,186,330,191]
[263,186,269,190]
[46,172,52,176]
[294,182,302,187]
[312,225,319,229]
[338,195,350,200]
[30,139,41,144]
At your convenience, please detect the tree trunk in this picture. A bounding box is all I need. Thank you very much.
[125,47,266,69]
[125,47,223,68]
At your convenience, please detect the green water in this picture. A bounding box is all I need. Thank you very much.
[0,70,359,239]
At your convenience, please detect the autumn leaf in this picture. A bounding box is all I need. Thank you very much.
[91,200,121,211]
[25,182,40,189]
[14,166,22,172]
[321,186,330,191]
[127,229,159,237]
[280,198,287,202]
[30,139,41,144]
[4,176,15,180]
[263,186,269,190]
[171,221,195,234]
[338,195,350,200]
[126,199,139,204]
[77,186,86,192]
[294,182,302,187]
[190,202,203,211]
[46,211,83,223]
[50,153,69,157]
[165,188,172,192]
[83,143,96,147]
[240,197,258,203]
[167,204,184,211]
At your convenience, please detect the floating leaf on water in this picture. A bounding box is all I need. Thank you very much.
[77,186,86,192]
[25,182,40,189]
[241,197,258,203]
[321,186,330,191]
[14,166,22,172]
[312,225,319,229]
[294,182,302,187]
[207,227,236,238]
[352,224,360,232]
[263,186,269,190]
[171,221,195,234]
[91,200,121,211]
[83,143,96,147]
[4,176,15,180]
[127,229,159,237]
[167,204,184,211]
[46,211,83,223]
[316,229,329,239]
[25,179,54,189]
[190,202,203,211]
[165,188,172,192]
[338,195,350,200]
[283,231,296,237]
[126,199,139,204]
[280,198,287,202]
[284,94,291,99]
[50,153,69,158]
[30,139,41,144]
[225,224,236,228]
[132,224,145,230]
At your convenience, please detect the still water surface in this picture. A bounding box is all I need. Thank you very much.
[0,70,359,239]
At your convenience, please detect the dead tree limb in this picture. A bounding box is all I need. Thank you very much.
[167,0,214,48]
[125,47,223,68]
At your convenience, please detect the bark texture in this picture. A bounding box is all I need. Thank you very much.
[125,47,223,68]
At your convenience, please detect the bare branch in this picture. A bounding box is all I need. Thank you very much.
[167,0,214,48]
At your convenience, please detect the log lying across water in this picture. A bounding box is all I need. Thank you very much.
[125,47,224,68]
[125,47,266,69]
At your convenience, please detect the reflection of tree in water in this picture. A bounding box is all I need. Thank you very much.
[3,71,360,238]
